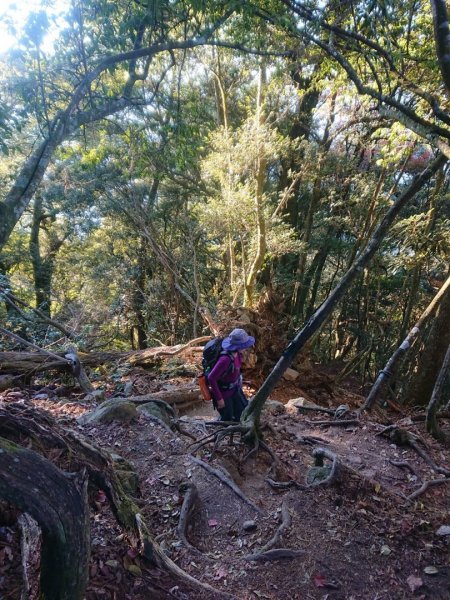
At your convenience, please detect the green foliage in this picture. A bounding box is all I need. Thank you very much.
[0,0,449,391]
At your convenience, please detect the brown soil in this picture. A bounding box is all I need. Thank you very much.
[1,362,449,600]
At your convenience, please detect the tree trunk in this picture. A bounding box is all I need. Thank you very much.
[130,238,149,350]
[0,438,89,600]
[361,272,450,412]
[244,64,267,308]
[407,279,450,406]
[30,196,54,317]
[242,154,446,432]
[426,342,450,444]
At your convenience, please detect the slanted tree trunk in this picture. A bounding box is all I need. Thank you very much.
[426,343,450,444]
[361,273,450,412]
[406,280,450,406]
[0,438,89,600]
[241,154,446,435]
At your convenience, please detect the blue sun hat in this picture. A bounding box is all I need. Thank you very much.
[222,328,255,352]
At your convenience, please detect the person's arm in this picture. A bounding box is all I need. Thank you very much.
[207,355,232,409]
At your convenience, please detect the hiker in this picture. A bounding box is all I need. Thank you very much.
[207,328,255,422]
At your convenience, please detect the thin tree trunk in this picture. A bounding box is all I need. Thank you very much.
[243,154,446,430]
[30,196,53,317]
[406,277,450,406]
[244,64,267,307]
[426,343,450,444]
[361,272,450,412]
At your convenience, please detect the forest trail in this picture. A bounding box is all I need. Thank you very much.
[1,361,449,600]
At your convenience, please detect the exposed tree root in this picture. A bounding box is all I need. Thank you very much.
[244,548,305,561]
[174,422,198,441]
[18,512,41,599]
[189,424,243,454]
[295,434,329,445]
[135,514,237,600]
[265,478,308,491]
[306,419,360,427]
[258,500,291,553]
[295,404,335,416]
[307,448,340,487]
[406,477,450,502]
[190,456,262,514]
[177,481,204,555]
[0,403,140,529]
[142,414,176,435]
[389,459,421,480]
[0,438,90,600]
[0,403,238,599]
[241,438,279,476]
[380,426,450,477]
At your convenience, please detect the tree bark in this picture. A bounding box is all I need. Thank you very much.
[242,154,446,431]
[407,279,450,406]
[244,63,267,308]
[361,272,450,412]
[426,343,450,444]
[431,0,450,95]
[0,438,89,600]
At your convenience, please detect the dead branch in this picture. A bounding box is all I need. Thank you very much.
[128,336,212,364]
[190,456,262,514]
[0,287,77,340]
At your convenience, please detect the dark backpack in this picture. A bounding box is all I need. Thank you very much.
[202,337,234,379]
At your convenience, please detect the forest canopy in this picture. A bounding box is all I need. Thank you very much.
[0,0,449,406]
[1,2,450,599]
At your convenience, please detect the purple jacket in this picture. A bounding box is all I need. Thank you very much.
[208,352,242,401]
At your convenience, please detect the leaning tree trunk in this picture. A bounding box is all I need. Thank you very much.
[406,280,450,406]
[361,272,450,413]
[426,343,450,444]
[242,154,447,435]
[0,438,89,600]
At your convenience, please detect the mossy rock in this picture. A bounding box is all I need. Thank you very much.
[78,398,138,425]
[116,469,140,494]
[306,465,332,485]
[137,401,173,427]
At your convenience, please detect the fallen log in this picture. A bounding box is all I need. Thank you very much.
[0,336,210,375]
[124,387,203,409]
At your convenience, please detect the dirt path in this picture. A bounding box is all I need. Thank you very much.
[85,400,450,599]
[1,383,449,600]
